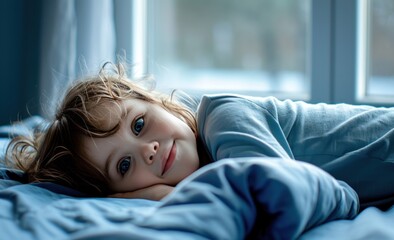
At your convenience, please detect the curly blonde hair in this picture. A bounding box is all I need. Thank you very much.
[6,62,197,196]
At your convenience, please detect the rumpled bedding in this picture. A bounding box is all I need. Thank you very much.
[1,156,357,239]
[1,92,394,239]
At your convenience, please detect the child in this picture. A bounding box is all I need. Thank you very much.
[6,62,211,200]
[6,62,394,210]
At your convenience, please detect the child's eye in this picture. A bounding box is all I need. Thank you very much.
[118,157,131,176]
[132,116,144,136]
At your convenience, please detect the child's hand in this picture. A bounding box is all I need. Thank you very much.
[108,184,174,201]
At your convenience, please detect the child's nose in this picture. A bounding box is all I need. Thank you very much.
[142,141,159,165]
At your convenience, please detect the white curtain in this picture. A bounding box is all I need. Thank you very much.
[39,0,132,118]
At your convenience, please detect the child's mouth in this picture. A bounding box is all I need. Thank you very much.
[162,141,176,175]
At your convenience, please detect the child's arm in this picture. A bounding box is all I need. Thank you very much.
[198,94,394,209]
[108,184,174,201]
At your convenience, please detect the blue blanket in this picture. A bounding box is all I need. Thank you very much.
[1,157,357,239]
[2,99,394,239]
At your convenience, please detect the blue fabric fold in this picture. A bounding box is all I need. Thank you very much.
[197,94,394,209]
[138,158,358,240]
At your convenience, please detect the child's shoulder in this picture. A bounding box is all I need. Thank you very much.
[200,93,278,105]
[198,94,281,114]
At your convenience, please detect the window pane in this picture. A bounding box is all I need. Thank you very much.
[149,0,310,97]
[366,0,394,97]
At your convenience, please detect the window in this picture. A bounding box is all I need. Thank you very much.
[146,0,310,99]
[130,0,394,105]
[360,0,394,102]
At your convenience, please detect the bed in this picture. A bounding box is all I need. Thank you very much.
[2,95,394,240]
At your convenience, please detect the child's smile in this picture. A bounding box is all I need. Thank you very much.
[162,141,176,176]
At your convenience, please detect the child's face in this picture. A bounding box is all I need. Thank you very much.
[80,98,200,193]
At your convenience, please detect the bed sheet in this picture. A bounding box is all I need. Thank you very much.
[1,156,393,240]
[2,156,358,240]
[1,114,393,240]
[300,206,394,239]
